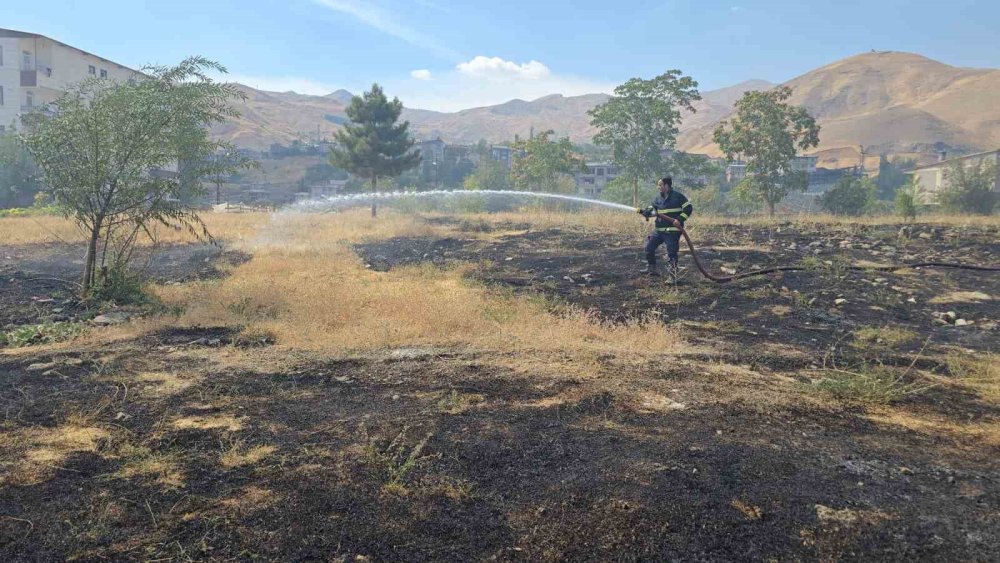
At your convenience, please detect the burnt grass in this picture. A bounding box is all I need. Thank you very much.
[1,221,998,561]
[0,242,250,328]
[356,222,1000,355]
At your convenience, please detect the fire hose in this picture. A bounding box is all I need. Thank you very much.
[647,212,1000,283]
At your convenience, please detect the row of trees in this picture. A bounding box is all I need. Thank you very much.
[818,158,998,217]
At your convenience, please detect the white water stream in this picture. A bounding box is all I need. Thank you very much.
[290,189,636,213]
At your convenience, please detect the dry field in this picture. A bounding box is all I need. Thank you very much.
[1,208,998,561]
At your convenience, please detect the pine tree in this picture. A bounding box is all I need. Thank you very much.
[329,84,421,216]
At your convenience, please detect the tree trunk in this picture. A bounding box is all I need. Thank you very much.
[766,199,776,217]
[371,176,378,217]
[632,178,639,207]
[82,220,102,296]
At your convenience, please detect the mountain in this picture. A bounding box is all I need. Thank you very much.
[210,85,351,150]
[676,52,1000,164]
[212,52,1000,167]
[325,89,354,104]
[400,93,612,145]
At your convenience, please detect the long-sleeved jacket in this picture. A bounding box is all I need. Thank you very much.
[642,190,693,232]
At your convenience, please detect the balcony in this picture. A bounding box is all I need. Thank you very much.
[20,70,37,87]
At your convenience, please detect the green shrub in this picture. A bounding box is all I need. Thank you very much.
[939,159,998,215]
[895,185,919,220]
[89,266,151,306]
[2,322,88,348]
[819,176,876,215]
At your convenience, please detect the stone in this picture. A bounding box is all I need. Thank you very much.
[834,298,847,306]
[92,311,131,326]
[954,319,970,327]
[27,362,57,372]
[945,311,957,321]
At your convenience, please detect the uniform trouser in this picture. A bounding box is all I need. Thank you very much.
[645,230,681,265]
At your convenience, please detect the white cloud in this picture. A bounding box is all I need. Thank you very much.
[387,56,614,112]
[225,73,342,96]
[456,56,551,81]
[410,69,433,81]
[313,0,461,60]
[730,6,742,12]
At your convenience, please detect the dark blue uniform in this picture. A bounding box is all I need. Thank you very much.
[641,190,693,266]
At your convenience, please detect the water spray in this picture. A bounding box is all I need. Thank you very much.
[293,190,1000,281]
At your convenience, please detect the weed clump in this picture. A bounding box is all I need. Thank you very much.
[1,322,88,348]
[812,366,934,405]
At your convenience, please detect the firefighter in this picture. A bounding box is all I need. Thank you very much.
[636,176,693,279]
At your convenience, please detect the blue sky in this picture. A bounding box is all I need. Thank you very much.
[5,0,999,111]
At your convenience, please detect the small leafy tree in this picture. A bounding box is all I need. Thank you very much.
[713,87,820,215]
[895,176,922,220]
[819,175,877,215]
[20,57,253,297]
[939,158,998,215]
[510,130,582,193]
[589,71,701,205]
[329,84,421,216]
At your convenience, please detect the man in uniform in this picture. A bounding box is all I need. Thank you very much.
[636,176,693,279]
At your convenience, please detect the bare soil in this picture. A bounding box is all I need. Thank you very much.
[1,221,998,561]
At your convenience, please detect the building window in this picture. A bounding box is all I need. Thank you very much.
[26,91,34,107]
[0,85,4,106]
[0,125,5,134]
[0,46,4,67]
[22,51,32,68]
[100,69,107,79]
[89,65,96,75]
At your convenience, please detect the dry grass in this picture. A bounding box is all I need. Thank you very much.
[0,423,108,486]
[220,442,278,469]
[0,211,268,246]
[110,443,186,489]
[155,209,680,359]
[946,352,998,402]
[852,325,919,348]
[171,414,245,432]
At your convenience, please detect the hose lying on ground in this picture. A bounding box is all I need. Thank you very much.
[673,225,1000,283]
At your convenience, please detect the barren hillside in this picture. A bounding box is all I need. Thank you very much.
[677,52,1000,163]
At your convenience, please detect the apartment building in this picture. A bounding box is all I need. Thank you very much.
[0,28,140,132]
[909,149,1000,203]
[574,162,620,196]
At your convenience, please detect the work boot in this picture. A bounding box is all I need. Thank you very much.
[640,264,660,276]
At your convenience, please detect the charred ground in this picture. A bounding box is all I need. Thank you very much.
[1,218,997,561]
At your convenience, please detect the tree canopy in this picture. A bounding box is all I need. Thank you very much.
[510,130,581,193]
[589,70,701,205]
[713,86,820,215]
[329,84,420,214]
[940,158,998,215]
[819,175,876,216]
